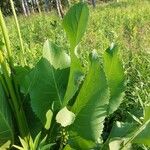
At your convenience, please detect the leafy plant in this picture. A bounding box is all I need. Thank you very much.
[0,1,149,150]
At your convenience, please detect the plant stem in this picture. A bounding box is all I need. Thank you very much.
[0,74,9,96]
[59,138,64,150]
[10,0,27,66]
[0,9,13,68]
[0,9,29,138]
[1,59,29,137]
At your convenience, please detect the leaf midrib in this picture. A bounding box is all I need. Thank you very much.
[51,67,62,107]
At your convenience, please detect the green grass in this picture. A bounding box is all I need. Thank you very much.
[0,0,150,148]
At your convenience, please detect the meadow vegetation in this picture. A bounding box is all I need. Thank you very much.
[0,0,150,149]
[5,0,150,118]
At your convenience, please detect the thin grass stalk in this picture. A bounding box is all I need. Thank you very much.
[10,0,27,66]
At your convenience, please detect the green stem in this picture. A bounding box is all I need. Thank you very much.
[1,59,29,137]
[0,10,29,138]
[0,74,9,96]
[0,9,13,68]
[10,0,27,66]
[59,138,64,150]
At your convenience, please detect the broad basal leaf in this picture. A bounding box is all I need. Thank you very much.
[62,2,89,49]
[14,66,43,137]
[0,82,14,146]
[43,40,70,69]
[103,44,125,114]
[68,132,96,150]
[22,40,70,125]
[25,58,69,125]
[70,52,109,143]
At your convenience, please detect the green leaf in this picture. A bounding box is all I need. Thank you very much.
[62,56,84,106]
[109,121,136,139]
[25,58,69,124]
[56,107,75,127]
[62,2,89,49]
[33,132,41,149]
[133,122,150,146]
[107,121,135,150]
[68,132,96,150]
[0,82,14,146]
[144,105,150,122]
[111,112,150,147]
[70,52,109,142]
[45,109,53,130]
[62,2,89,106]
[14,66,30,85]
[13,66,31,94]
[13,66,43,137]
[63,144,72,150]
[0,140,11,149]
[43,40,70,69]
[109,139,132,150]
[103,45,125,114]
[132,106,150,146]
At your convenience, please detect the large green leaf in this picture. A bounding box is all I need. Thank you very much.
[62,2,89,49]
[13,66,43,137]
[25,58,69,124]
[103,45,125,114]
[68,132,96,150]
[21,40,70,124]
[43,40,70,69]
[70,52,109,143]
[0,82,14,146]
[62,2,89,106]
[14,66,30,94]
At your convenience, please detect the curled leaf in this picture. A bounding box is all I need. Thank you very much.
[56,107,75,127]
